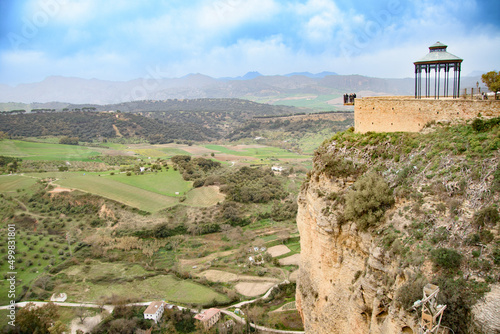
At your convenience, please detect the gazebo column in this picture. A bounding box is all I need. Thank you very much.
[437,64,441,99]
[415,66,418,99]
[448,65,452,98]
[426,65,430,98]
[434,64,437,99]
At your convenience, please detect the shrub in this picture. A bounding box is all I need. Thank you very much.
[395,276,427,309]
[492,247,500,265]
[479,230,494,244]
[430,248,462,271]
[344,172,394,231]
[319,153,364,178]
[473,205,499,228]
[434,276,490,334]
[430,227,450,245]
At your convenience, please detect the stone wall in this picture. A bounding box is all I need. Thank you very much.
[354,97,500,133]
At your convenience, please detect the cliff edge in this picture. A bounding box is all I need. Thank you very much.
[296,119,500,334]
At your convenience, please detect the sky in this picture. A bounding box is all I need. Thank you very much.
[0,0,499,86]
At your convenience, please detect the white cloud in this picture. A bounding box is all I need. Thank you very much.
[291,0,345,43]
[197,0,281,30]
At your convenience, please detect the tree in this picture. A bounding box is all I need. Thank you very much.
[16,302,59,334]
[33,275,53,291]
[482,71,500,99]
[75,305,89,323]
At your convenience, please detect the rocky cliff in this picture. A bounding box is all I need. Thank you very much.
[296,120,500,334]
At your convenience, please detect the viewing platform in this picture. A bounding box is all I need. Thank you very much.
[354,96,500,133]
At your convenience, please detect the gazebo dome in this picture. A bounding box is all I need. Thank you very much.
[414,41,463,64]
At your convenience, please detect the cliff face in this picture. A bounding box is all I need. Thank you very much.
[296,124,500,334]
[296,174,417,334]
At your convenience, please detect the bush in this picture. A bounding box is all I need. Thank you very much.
[434,276,490,334]
[492,247,500,265]
[430,248,462,271]
[319,152,364,178]
[270,199,298,221]
[395,276,427,309]
[344,172,394,231]
[473,205,499,228]
[430,227,450,245]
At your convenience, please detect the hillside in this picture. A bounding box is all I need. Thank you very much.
[0,99,353,146]
[296,119,500,333]
[0,111,219,142]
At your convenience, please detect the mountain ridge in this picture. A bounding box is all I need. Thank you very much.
[0,73,486,105]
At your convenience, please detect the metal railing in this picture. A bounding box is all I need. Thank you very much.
[461,87,498,100]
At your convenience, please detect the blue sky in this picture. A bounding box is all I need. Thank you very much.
[1,0,499,85]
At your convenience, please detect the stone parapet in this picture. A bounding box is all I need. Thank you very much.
[354,97,500,133]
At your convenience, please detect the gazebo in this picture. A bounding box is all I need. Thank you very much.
[414,42,463,99]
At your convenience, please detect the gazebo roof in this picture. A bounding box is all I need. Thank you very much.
[414,41,463,64]
[429,41,447,49]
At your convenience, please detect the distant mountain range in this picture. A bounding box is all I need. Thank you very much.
[0,72,485,105]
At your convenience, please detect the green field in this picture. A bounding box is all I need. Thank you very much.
[20,169,192,212]
[205,145,309,160]
[131,146,192,158]
[131,148,170,157]
[0,231,68,305]
[0,140,100,161]
[62,261,152,281]
[158,147,192,157]
[55,175,178,212]
[107,169,191,197]
[246,94,342,111]
[57,274,230,305]
[0,175,38,192]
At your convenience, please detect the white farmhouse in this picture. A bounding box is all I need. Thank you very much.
[143,301,166,323]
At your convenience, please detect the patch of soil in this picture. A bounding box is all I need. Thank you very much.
[71,314,103,334]
[267,245,291,257]
[214,154,253,161]
[49,187,73,193]
[199,270,238,283]
[289,270,299,282]
[235,281,276,297]
[279,254,300,266]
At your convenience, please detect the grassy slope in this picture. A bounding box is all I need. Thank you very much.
[205,144,310,160]
[0,175,38,192]
[55,175,178,212]
[20,169,192,212]
[106,169,191,197]
[184,187,225,207]
[0,231,68,305]
[57,274,229,305]
[0,140,100,161]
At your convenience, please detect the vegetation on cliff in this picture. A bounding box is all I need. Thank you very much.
[306,118,500,333]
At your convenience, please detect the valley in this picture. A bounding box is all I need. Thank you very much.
[0,111,326,332]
